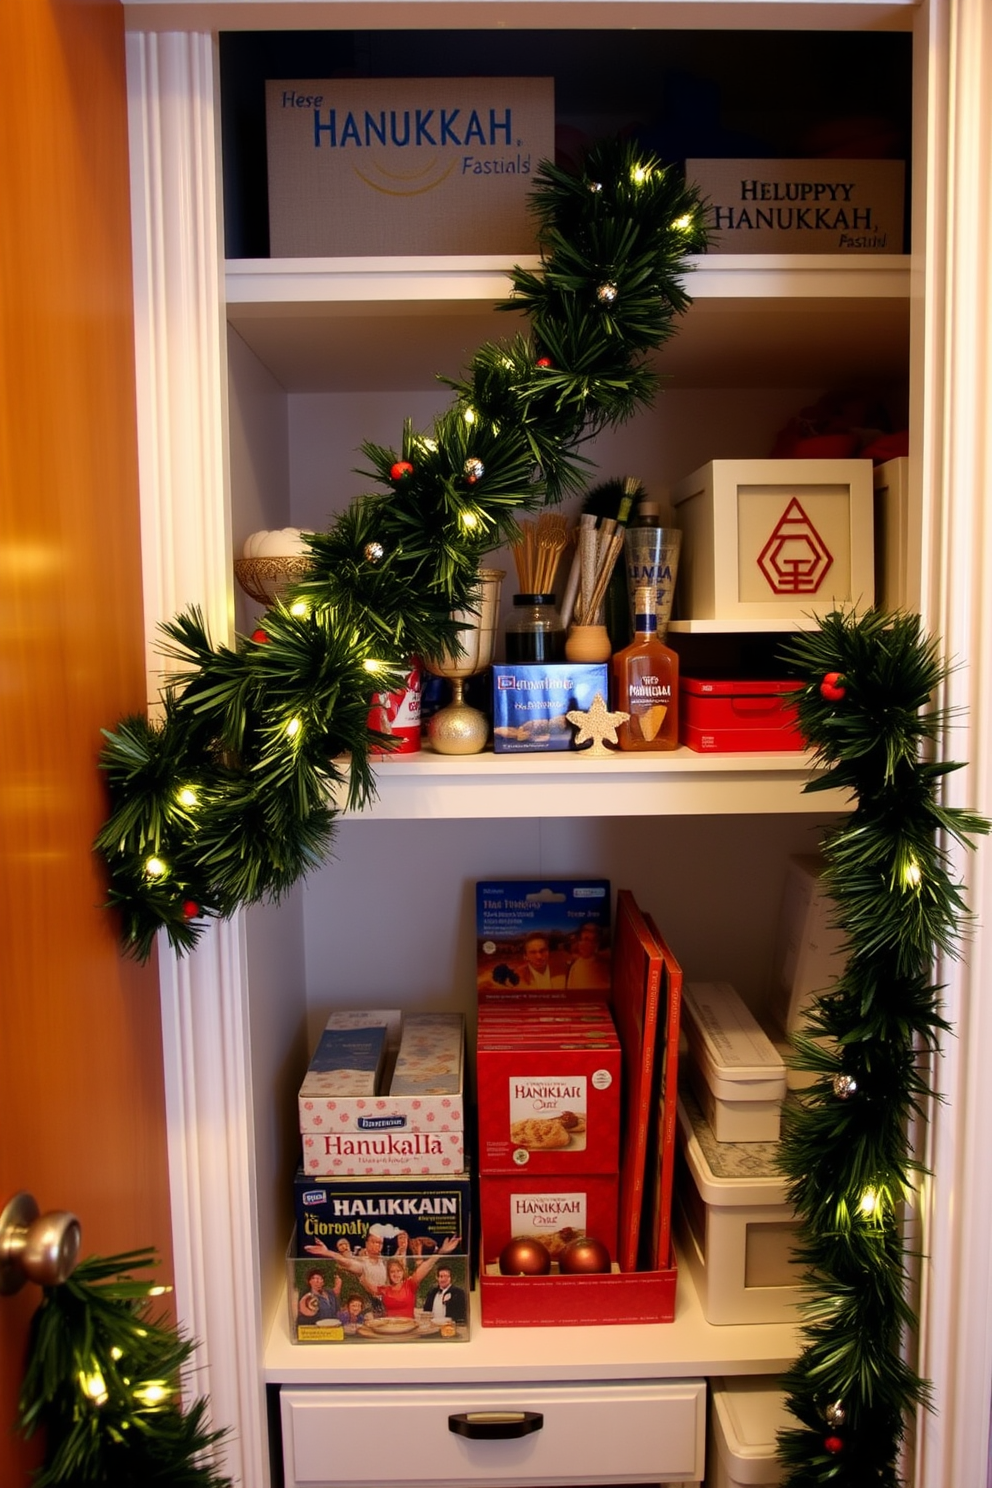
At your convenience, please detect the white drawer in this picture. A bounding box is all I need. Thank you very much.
[281,1379,706,1487]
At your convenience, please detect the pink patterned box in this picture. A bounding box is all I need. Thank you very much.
[299,1012,466,1176]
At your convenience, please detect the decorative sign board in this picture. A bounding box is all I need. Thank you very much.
[686,158,905,254]
[669,458,875,624]
[266,77,555,257]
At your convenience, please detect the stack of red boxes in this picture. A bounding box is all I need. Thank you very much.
[474,880,622,1273]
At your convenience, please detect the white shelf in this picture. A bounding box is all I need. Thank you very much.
[225,254,910,393]
[329,747,848,820]
[264,1258,798,1388]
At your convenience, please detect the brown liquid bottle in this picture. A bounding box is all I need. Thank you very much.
[612,585,679,750]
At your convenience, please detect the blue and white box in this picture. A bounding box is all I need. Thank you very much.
[491,663,609,752]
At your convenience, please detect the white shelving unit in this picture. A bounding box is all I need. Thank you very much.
[228,235,872,1482]
[121,5,992,1486]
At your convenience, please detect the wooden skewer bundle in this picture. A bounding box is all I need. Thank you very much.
[511,513,568,594]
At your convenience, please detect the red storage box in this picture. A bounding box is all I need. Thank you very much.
[679,677,805,753]
[479,1246,677,1327]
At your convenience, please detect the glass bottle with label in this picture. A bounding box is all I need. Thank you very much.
[612,585,679,750]
[623,499,682,639]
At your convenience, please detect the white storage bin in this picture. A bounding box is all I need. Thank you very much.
[682,983,787,1142]
[706,1377,792,1487]
[669,458,874,625]
[674,1096,801,1326]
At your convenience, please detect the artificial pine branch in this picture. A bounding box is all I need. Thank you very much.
[17,1249,231,1488]
[95,135,708,958]
[774,609,988,1485]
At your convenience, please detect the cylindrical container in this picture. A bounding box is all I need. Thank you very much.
[367,658,423,755]
[564,623,612,662]
[504,593,566,664]
[624,501,682,639]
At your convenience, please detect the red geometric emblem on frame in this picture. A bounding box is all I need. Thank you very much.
[756,497,834,595]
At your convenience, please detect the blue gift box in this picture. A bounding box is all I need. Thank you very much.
[491,664,609,752]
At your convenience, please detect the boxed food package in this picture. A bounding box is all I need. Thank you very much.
[299,1011,465,1175]
[491,664,610,752]
[298,1023,388,1099]
[707,1377,792,1487]
[681,983,787,1143]
[287,1238,471,1344]
[478,1171,618,1262]
[476,879,612,995]
[476,1038,622,1176]
[670,458,874,625]
[679,677,804,754]
[389,1011,464,1094]
[293,1169,471,1261]
[674,1095,800,1326]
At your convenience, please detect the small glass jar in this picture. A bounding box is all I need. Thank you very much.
[504,593,566,665]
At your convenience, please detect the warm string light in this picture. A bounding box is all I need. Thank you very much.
[672,213,693,231]
[285,717,302,740]
[176,786,198,809]
[858,1188,879,1218]
[143,856,167,880]
[78,1370,108,1407]
[903,857,922,889]
[289,599,309,618]
[459,509,480,533]
[133,1380,171,1408]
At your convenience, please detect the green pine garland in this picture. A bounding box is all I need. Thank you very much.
[776,609,989,1485]
[17,1249,230,1487]
[94,136,708,961]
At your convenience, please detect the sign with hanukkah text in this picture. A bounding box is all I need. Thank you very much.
[687,159,905,254]
[266,77,555,257]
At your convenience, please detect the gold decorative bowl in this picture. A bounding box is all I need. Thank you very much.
[233,555,315,607]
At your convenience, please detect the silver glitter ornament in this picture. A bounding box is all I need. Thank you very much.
[363,541,385,565]
[833,1073,858,1099]
[464,457,484,482]
[825,1402,847,1428]
[596,282,618,306]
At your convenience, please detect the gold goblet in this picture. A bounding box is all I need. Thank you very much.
[425,569,504,755]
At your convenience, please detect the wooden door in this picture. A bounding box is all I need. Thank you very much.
[0,0,174,1482]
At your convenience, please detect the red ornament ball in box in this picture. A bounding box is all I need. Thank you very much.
[498,1237,552,1276]
[558,1235,612,1274]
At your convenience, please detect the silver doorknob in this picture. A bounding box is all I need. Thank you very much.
[0,1192,82,1295]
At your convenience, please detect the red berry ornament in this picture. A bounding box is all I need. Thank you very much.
[824,1436,844,1455]
[536,356,552,368]
[820,671,847,702]
[182,900,201,921]
[390,460,414,481]
[251,628,269,644]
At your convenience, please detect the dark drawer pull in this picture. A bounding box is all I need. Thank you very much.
[448,1410,544,1440]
